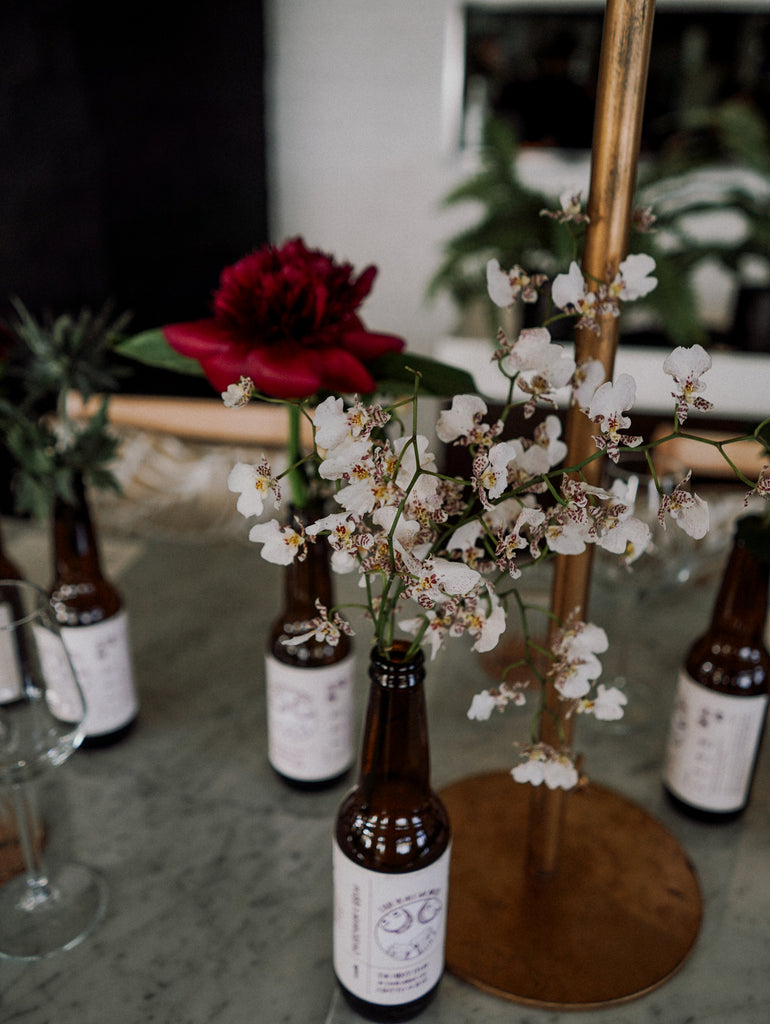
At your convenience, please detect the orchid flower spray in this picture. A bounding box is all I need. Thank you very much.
[164,213,770,792]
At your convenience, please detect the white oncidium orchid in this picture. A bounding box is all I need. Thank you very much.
[390,435,441,509]
[402,587,505,660]
[446,520,486,568]
[587,373,644,462]
[467,690,503,720]
[500,328,576,417]
[608,253,658,301]
[402,555,482,609]
[281,600,354,648]
[436,394,502,447]
[494,505,546,577]
[577,684,628,721]
[533,414,568,467]
[247,520,304,565]
[317,436,371,482]
[511,744,579,790]
[595,507,652,564]
[572,358,605,410]
[551,261,598,322]
[305,511,372,574]
[550,618,608,700]
[228,458,281,518]
[473,439,522,509]
[745,466,770,506]
[540,189,590,225]
[663,344,714,424]
[222,375,255,408]
[658,471,710,539]
[486,258,547,308]
[314,394,388,450]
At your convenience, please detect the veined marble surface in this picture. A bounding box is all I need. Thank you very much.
[1,515,769,1024]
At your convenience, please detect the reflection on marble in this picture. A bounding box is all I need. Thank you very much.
[1,516,769,1024]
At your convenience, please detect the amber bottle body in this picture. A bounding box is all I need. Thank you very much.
[334,643,451,1022]
[266,515,354,788]
[663,521,770,821]
[49,475,138,745]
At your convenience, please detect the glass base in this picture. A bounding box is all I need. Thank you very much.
[0,862,108,960]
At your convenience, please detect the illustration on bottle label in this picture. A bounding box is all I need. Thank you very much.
[265,653,355,780]
[59,610,138,735]
[664,670,768,812]
[333,843,451,1006]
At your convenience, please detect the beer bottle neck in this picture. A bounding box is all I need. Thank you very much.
[52,474,105,583]
[710,535,770,644]
[281,536,334,620]
[360,643,431,798]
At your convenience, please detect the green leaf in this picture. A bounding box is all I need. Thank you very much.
[366,352,476,397]
[115,329,205,376]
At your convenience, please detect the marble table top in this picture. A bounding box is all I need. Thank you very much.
[1,514,769,1024]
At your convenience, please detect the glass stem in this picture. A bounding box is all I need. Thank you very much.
[10,783,51,904]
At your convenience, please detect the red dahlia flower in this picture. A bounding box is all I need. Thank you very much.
[163,237,405,399]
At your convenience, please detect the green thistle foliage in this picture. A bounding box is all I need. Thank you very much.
[0,301,131,517]
[4,299,132,410]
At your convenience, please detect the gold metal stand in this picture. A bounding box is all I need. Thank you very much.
[441,772,701,1009]
[442,0,704,1007]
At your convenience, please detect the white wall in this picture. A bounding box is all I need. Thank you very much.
[264,1,770,359]
[264,0,475,356]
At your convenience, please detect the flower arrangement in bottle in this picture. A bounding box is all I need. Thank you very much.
[206,201,770,791]
[0,302,140,743]
[119,237,473,787]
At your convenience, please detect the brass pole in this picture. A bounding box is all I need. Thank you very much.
[528,0,656,876]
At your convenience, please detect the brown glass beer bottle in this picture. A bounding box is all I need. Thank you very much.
[265,509,355,788]
[663,514,770,821]
[334,642,451,1021]
[49,474,138,745]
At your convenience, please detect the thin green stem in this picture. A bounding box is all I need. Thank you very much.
[286,403,309,509]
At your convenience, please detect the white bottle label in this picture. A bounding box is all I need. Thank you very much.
[59,610,138,736]
[333,842,451,1007]
[664,669,768,812]
[265,653,355,781]
[0,602,23,702]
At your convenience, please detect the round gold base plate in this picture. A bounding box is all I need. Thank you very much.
[439,771,702,1010]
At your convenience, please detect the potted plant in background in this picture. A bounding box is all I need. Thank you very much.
[0,302,140,745]
[429,102,770,350]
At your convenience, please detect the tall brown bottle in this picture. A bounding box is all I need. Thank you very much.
[265,508,355,788]
[49,473,138,745]
[334,642,451,1022]
[663,514,770,821]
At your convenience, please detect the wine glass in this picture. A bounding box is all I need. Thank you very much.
[0,579,107,959]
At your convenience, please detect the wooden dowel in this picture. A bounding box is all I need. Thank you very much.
[65,392,313,446]
[529,0,657,877]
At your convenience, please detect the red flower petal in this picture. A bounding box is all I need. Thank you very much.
[240,344,322,399]
[316,348,376,395]
[164,320,239,361]
[340,326,405,360]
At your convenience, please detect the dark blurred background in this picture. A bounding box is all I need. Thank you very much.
[0,0,269,397]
